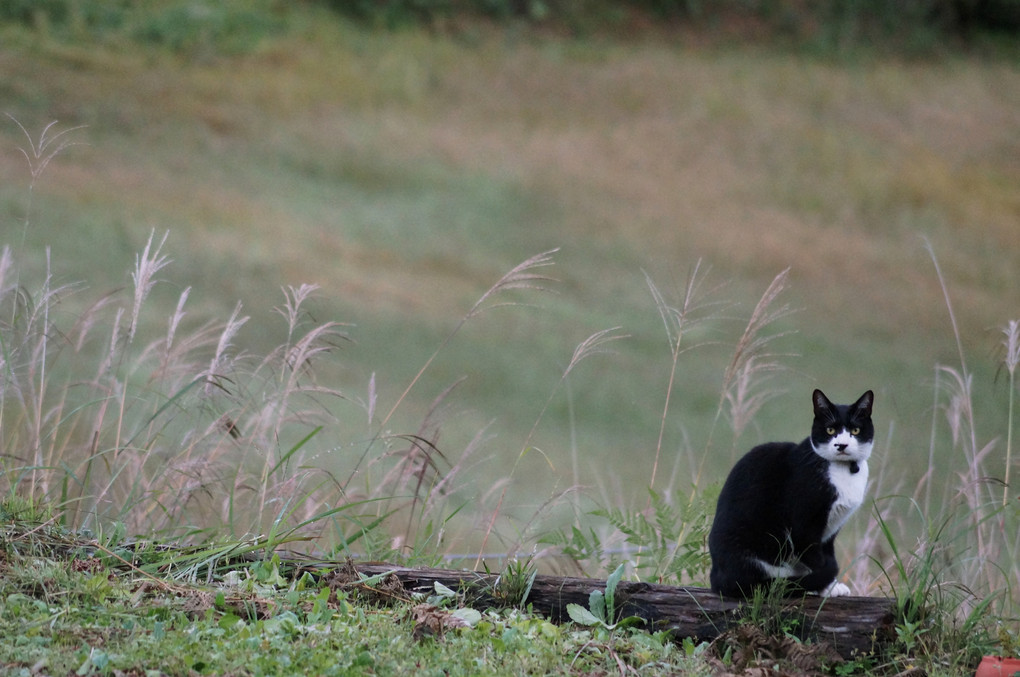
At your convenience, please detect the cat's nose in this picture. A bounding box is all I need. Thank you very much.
[835,443,848,452]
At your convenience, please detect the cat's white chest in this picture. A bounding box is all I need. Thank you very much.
[823,460,868,541]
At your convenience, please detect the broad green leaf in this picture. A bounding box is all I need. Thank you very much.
[451,608,482,626]
[433,582,456,598]
[566,603,601,626]
[588,589,606,622]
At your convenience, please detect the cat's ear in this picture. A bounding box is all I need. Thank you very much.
[812,389,834,415]
[853,390,874,416]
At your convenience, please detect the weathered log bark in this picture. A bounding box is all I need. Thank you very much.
[351,563,896,659]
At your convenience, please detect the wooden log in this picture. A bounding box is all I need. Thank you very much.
[351,563,896,659]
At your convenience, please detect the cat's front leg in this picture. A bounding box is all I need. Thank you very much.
[799,536,848,595]
[820,580,851,597]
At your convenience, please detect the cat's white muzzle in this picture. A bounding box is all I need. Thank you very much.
[813,433,872,463]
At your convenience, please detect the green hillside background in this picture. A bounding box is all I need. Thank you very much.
[2,2,1018,592]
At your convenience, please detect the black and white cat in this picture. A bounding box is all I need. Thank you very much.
[708,389,874,598]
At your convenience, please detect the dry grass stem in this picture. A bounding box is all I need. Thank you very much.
[724,355,784,442]
[129,231,172,344]
[1002,319,1019,507]
[925,237,968,376]
[7,115,87,184]
[647,272,693,444]
[517,327,628,476]
[0,235,388,549]
[720,268,794,394]
[465,249,559,320]
[699,268,795,481]
[643,260,721,494]
[476,326,626,569]
[379,249,559,432]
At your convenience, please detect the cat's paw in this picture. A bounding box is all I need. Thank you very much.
[821,581,851,597]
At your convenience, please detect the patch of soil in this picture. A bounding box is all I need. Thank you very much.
[708,624,844,676]
[407,603,469,641]
[322,558,410,605]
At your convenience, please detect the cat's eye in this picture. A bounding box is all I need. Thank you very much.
[826,427,836,435]
[850,427,860,435]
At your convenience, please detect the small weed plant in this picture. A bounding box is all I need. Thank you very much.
[566,563,644,632]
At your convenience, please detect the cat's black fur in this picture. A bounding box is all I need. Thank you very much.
[708,389,875,598]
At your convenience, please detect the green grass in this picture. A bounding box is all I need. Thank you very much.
[1,5,1019,674]
[0,526,713,676]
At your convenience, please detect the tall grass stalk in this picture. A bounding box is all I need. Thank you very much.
[0,230,385,550]
[327,249,582,560]
[644,260,715,493]
[343,249,559,504]
[848,244,1020,667]
[379,249,558,430]
[474,325,627,569]
[5,116,85,254]
[922,366,941,516]
[921,243,1007,592]
[698,267,795,483]
[3,118,84,500]
[1002,319,1019,508]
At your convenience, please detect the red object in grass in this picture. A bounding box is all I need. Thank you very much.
[976,656,1020,677]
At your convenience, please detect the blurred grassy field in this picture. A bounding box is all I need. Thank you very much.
[2,8,1018,555]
